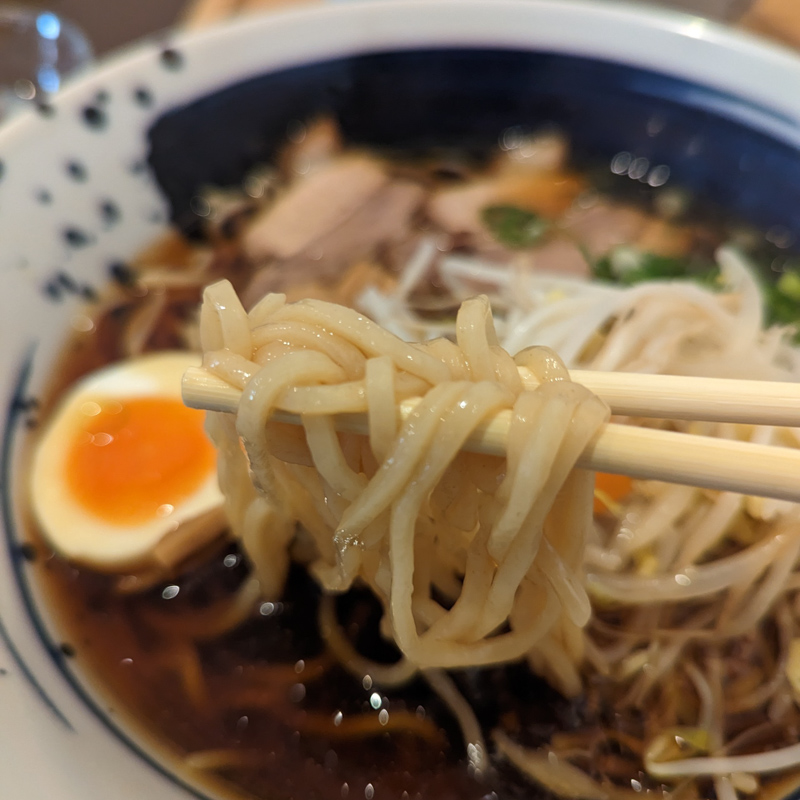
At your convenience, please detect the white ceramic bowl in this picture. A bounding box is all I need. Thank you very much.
[3,2,800,798]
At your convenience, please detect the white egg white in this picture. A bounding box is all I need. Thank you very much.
[30,351,224,571]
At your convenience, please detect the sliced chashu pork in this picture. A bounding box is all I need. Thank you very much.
[427,171,585,240]
[562,201,692,258]
[244,155,389,261]
[243,159,425,307]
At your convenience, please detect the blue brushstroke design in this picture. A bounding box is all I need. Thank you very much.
[1,346,217,800]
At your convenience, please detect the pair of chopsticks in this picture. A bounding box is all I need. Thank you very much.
[182,367,800,503]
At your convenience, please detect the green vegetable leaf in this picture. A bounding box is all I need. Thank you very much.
[777,268,800,302]
[592,247,720,288]
[765,271,800,341]
[593,247,800,343]
[481,204,549,249]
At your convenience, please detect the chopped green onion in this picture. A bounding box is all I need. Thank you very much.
[481,204,549,249]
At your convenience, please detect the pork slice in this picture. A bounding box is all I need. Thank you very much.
[243,180,425,308]
[303,180,426,268]
[427,171,585,244]
[562,201,693,259]
[561,202,649,258]
[244,155,388,260]
[528,236,591,278]
[427,181,498,239]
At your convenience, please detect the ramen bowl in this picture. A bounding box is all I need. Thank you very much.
[3,2,800,799]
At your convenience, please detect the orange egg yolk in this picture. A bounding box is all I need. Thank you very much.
[67,396,215,525]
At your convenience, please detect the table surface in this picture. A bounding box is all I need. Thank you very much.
[17,0,800,58]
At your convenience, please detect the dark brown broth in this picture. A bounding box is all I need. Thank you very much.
[37,552,489,800]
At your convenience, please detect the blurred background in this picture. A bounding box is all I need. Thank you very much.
[3,0,797,57]
[1,0,800,121]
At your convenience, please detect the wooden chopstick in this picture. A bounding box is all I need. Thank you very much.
[183,367,800,503]
[185,365,800,428]
[569,370,800,426]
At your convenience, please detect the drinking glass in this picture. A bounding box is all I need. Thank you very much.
[0,6,92,119]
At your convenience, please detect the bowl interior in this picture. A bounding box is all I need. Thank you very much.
[149,48,800,241]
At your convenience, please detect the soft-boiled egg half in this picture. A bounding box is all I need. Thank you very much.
[30,351,224,571]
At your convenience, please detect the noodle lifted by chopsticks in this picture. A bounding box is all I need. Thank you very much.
[198,280,609,693]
